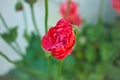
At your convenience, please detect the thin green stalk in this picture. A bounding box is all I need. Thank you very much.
[23,6,28,32]
[97,0,104,24]
[58,61,63,80]
[0,13,23,56]
[0,51,16,64]
[47,57,51,79]
[30,5,40,37]
[19,0,28,31]
[14,41,23,55]
[0,13,9,31]
[65,0,71,19]
[44,0,51,79]
[0,36,24,57]
[10,44,22,56]
[44,0,48,33]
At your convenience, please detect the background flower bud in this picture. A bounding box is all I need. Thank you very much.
[25,0,37,5]
[15,1,23,11]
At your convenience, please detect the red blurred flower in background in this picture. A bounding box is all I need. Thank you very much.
[111,0,120,14]
[42,19,76,60]
[60,0,78,15]
[60,0,82,27]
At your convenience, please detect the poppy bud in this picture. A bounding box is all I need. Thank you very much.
[25,0,37,5]
[15,1,23,11]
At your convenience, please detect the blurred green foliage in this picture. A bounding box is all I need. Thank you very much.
[0,0,120,79]
[1,27,18,43]
[0,16,120,80]
[0,0,120,78]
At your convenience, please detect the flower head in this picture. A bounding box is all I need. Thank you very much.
[60,0,78,15]
[111,0,120,14]
[60,0,82,27]
[42,19,76,60]
[65,13,82,26]
[15,1,23,11]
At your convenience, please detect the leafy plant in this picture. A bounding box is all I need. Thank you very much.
[0,0,120,80]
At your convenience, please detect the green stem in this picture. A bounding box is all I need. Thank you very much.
[43,1,50,67]
[23,6,28,32]
[10,44,22,56]
[19,0,28,32]
[0,35,23,57]
[44,0,48,33]
[97,0,104,24]
[0,13,9,31]
[65,0,71,19]
[47,57,51,79]
[30,5,40,37]
[58,61,63,80]
[1,37,23,57]
[0,51,16,64]
[44,0,50,79]
[0,13,23,57]
[14,41,23,55]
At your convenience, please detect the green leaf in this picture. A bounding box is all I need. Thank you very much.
[115,16,120,26]
[76,51,84,60]
[5,69,29,80]
[7,33,48,79]
[85,45,96,63]
[82,24,97,42]
[23,30,30,42]
[107,65,120,80]
[25,32,44,57]
[1,27,18,43]
[72,25,80,37]
[64,55,76,70]
[24,33,45,62]
[99,42,112,62]
[88,73,104,80]
[28,59,48,78]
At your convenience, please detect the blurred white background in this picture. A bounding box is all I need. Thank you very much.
[0,0,118,76]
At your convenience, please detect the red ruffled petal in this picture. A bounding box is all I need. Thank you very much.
[41,19,76,60]
[54,49,72,60]
[42,33,53,51]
